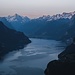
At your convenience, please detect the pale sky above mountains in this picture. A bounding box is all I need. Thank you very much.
[0,0,75,18]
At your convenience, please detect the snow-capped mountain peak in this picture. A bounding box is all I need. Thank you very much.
[6,14,30,23]
[37,11,75,21]
[6,11,75,22]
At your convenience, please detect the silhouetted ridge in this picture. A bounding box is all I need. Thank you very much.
[45,38,75,75]
[0,21,31,58]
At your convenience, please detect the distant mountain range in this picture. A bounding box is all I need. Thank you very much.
[1,11,75,41]
[7,11,75,22]
[37,11,75,21]
[6,14,30,31]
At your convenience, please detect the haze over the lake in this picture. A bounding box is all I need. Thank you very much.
[0,0,75,18]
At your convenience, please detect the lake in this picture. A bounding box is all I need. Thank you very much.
[0,38,66,75]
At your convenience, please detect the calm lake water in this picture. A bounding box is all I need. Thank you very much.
[0,38,66,75]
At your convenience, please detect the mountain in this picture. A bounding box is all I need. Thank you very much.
[21,18,47,36]
[33,18,70,40]
[0,17,14,29]
[6,14,30,31]
[36,11,75,21]
[0,21,31,58]
[60,14,75,41]
[32,11,75,40]
[6,11,75,32]
[6,14,47,36]
[5,11,75,40]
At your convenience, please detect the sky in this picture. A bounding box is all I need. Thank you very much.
[0,0,75,18]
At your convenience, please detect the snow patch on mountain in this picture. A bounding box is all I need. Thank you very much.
[38,11,75,21]
[6,14,30,23]
[6,11,75,22]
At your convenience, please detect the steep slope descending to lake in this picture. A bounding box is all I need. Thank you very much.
[45,60,75,75]
[45,38,75,75]
[0,21,31,58]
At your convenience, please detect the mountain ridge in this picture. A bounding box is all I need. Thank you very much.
[3,11,75,41]
[6,11,75,22]
[0,21,31,58]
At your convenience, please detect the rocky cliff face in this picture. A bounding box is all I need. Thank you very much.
[0,21,31,59]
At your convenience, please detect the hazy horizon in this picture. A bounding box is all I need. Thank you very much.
[0,0,75,18]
